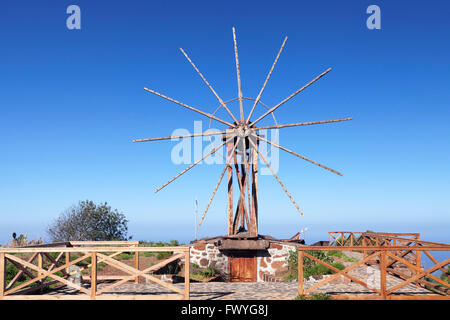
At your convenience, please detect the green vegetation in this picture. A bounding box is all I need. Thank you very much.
[47,200,130,241]
[284,250,349,281]
[191,265,220,281]
[295,293,333,300]
[139,240,182,259]
[327,250,359,262]
[440,266,450,284]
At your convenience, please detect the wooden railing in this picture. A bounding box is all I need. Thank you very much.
[0,242,190,300]
[328,232,420,247]
[297,244,450,300]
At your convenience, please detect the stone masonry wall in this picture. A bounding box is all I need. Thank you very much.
[190,243,228,274]
[257,243,296,282]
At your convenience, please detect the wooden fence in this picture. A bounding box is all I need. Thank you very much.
[0,241,190,300]
[298,238,450,300]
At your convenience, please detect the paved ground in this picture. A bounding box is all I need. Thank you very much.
[94,271,434,300]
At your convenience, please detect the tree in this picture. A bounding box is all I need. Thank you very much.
[47,200,130,241]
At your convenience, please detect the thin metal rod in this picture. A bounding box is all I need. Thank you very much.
[196,165,228,230]
[247,36,288,122]
[144,87,234,127]
[232,27,244,121]
[256,134,343,176]
[250,68,332,126]
[154,141,226,193]
[255,117,353,130]
[248,138,303,216]
[133,130,227,143]
[179,48,239,124]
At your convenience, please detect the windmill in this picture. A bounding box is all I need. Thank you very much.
[133,27,352,238]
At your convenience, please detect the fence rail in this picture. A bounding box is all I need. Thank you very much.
[297,240,450,300]
[0,241,190,300]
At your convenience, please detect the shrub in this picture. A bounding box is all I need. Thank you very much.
[285,249,342,280]
[47,200,129,241]
[295,293,333,300]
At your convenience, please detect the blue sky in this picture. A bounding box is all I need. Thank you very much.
[0,0,449,245]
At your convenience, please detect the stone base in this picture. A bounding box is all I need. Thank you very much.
[190,240,298,282]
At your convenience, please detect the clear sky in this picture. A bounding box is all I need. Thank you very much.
[0,0,449,245]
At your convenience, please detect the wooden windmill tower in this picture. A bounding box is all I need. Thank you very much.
[133,28,352,238]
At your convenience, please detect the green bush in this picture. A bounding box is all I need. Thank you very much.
[295,293,333,300]
[440,266,450,284]
[285,249,344,280]
[191,265,219,280]
[327,250,359,262]
[6,263,20,282]
[157,252,172,260]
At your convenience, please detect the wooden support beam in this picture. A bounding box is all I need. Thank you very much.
[65,252,70,274]
[380,250,387,299]
[184,250,190,300]
[91,252,97,300]
[298,250,303,296]
[134,243,139,284]
[250,145,258,236]
[0,253,5,297]
[219,239,269,250]
[227,162,233,236]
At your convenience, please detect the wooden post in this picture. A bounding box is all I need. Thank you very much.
[134,243,139,284]
[227,160,233,236]
[0,253,5,297]
[91,252,97,300]
[37,253,43,282]
[184,249,190,300]
[380,251,387,300]
[298,249,304,296]
[416,235,422,274]
[251,143,258,237]
[362,237,367,258]
[65,252,70,273]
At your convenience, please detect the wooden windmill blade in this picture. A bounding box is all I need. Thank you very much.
[144,87,234,127]
[248,138,304,216]
[256,134,343,176]
[247,36,288,122]
[232,27,244,121]
[196,164,228,230]
[154,141,226,193]
[250,67,332,127]
[134,27,351,237]
[255,117,353,130]
[133,130,228,143]
[179,48,239,124]
[197,136,241,230]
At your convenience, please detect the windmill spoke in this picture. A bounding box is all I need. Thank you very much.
[248,138,303,216]
[232,27,244,121]
[255,117,353,130]
[246,36,288,122]
[133,130,227,143]
[180,48,239,124]
[144,87,234,127]
[250,68,332,126]
[154,141,226,193]
[256,134,343,176]
[196,164,228,230]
